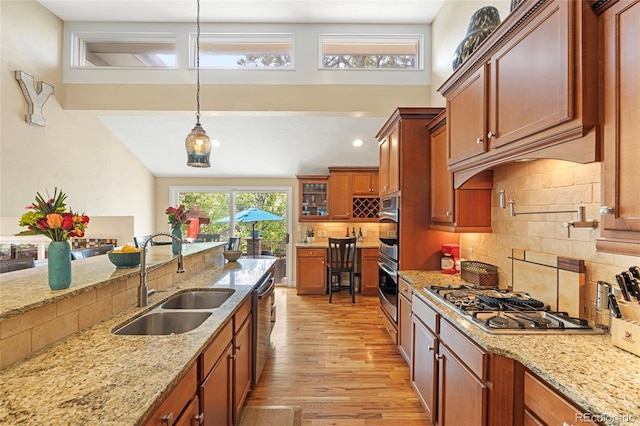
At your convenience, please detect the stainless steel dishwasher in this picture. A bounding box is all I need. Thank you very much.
[252,269,275,385]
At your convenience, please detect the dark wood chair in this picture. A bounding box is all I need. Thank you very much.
[0,257,36,273]
[327,237,357,303]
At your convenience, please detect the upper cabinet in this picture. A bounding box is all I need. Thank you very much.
[298,175,329,220]
[596,0,640,256]
[297,168,380,222]
[429,111,493,233]
[439,0,599,188]
[379,125,400,197]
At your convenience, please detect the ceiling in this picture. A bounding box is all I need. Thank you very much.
[37,0,445,178]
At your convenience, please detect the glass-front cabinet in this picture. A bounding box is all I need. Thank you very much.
[298,176,328,220]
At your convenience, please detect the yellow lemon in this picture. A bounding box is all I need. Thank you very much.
[122,244,138,253]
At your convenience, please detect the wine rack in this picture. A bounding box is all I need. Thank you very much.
[353,198,379,219]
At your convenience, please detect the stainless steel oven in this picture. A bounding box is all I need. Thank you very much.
[379,196,399,322]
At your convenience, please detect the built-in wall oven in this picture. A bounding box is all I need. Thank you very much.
[379,196,399,322]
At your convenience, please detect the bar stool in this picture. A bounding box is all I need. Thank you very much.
[327,237,357,303]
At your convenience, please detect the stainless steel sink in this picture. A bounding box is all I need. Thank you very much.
[160,289,235,310]
[112,311,212,335]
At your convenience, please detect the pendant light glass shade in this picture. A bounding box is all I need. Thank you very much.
[186,0,211,168]
[185,123,212,167]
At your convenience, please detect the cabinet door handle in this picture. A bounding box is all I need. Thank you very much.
[446,211,451,216]
[476,138,483,144]
[487,131,495,139]
[194,413,205,424]
[236,344,241,351]
[427,345,434,352]
[435,354,444,361]
[161,412,174,424]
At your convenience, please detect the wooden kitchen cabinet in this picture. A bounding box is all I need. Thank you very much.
[438,343,487,426]
[328,170,352,220]
[439,0,599,188]
[199,296,253,426]
[359,248,379,296]
[352,170,379,196]
[297,176,329,221]
[596,0,640,256]
[145,363,198,426]
[429,111,493,233]
[378,125,399,197]
[234,304,252,422]
[524,370,597,425]
[174,396,203,426]
[397,278,413,364]
[411,294,439,423]
[296,247,326,295]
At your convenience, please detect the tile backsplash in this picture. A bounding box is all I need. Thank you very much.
[460,159,639,323]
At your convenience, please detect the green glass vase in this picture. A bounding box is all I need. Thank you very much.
[171,228,182,255]
[48,241,72,290]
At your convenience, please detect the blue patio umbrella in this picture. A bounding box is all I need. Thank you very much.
[215,207,284,239]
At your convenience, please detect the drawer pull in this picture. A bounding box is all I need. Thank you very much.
[476,138,483,144]
[194,413,205,424]
[427,345,434,352]
[487,131,495,139]
[161,412,174,424]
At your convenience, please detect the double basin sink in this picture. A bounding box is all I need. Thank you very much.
[112,288,235,336]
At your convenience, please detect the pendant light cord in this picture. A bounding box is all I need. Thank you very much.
[195,0,202,126]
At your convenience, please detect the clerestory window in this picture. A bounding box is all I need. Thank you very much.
[320,34,422,70]
[194,33,294,69]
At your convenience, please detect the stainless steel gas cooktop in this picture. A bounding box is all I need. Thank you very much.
[427,285,604,335]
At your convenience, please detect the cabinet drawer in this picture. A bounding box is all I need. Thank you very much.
[234,296,252,332]
[398,279,413,301]
[439,319,487,380]
[144,363,197,426]
[379,307,397,344]
[297,248,326,257]
[524,371,596,425]
[411,294,438,334]
[201,320,233,377]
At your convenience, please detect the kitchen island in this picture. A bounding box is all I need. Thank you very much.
[400,270,639,426]
[0,248,276,425]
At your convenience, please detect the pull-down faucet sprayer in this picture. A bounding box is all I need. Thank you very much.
[138,232,185,307]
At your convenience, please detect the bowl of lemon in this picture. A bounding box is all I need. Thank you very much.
[107,244,142,268]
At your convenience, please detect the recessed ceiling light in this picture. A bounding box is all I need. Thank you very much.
[352,139,364,147]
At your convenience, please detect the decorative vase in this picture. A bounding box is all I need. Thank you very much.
[452,6,501,71]
[171,228,182,255]
[48,241,72,290]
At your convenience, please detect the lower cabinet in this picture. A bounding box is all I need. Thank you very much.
[360,248,379,295]
[397,278,413,363]
[144,362,199,426]
[437,343,487,426]
[411,311,437,423]
[296,248,326,295]
[524,371,597,425]
[199,296,253,426]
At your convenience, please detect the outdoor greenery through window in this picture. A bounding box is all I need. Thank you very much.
[320,34,422,69]
[178,191,287,256]
[197,33,293,68]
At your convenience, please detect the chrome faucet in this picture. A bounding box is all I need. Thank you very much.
[138,232,185,307]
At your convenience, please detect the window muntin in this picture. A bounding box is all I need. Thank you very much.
[320,34,422,70]
[194,33,294,69]
[72,33,177,68]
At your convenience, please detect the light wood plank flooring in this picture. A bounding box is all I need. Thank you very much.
[244,287,429,425]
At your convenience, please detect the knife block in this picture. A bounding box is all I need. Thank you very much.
[611,301,640,357]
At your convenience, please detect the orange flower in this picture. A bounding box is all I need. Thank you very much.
[46,213,64,229]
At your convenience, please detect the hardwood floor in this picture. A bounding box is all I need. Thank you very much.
[245,287,429,425]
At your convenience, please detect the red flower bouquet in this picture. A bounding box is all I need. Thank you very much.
[17,188,89,241]
[166,204,190,229]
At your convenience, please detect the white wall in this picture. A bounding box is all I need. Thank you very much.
[0,1,156,238]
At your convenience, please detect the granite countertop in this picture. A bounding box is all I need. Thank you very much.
[0,257,276,425]
[400,270,640,426]
[0,242,227,320]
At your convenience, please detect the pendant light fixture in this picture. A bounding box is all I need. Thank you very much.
[185,0,212,168]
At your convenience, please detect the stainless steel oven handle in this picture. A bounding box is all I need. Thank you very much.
[378,210,398,221]
[258,273,275,299]
[378,261,397,278]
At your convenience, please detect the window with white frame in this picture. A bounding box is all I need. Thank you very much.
[194,33,294,69]
[71,32,177,68]
[319,34,422,70]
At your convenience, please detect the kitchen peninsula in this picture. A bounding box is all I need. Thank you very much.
[0,243,276,424]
